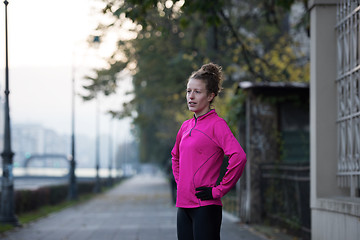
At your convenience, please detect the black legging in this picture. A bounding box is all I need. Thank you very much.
[177,205,222,240]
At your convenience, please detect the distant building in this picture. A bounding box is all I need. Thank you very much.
[12,124,69,168]
[10,122,124,172]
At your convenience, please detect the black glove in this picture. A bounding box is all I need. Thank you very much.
[195,187,213,200]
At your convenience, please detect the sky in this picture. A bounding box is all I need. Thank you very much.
[0,0,134,142]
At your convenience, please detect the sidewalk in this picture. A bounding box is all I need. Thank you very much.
[1,174,268,240]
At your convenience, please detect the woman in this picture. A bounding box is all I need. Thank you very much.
[171,63,247,240]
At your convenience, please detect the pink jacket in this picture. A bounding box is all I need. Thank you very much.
[171,109,247,208]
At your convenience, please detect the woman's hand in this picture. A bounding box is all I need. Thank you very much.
[195,187,214,200]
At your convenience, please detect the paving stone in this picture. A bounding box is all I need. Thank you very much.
[1,174,267,240]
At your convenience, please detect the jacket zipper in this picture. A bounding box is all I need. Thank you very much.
[189,117,198,136]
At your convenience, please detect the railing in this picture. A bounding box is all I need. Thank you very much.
[336,0,360,198]
[222,188,239,218]
[260,163,310,238]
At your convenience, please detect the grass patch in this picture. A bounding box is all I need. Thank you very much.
[0,180,121,234]
[0,193,93,234]
[0,224,13,233]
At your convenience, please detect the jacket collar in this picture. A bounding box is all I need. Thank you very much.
[194,109,216,121]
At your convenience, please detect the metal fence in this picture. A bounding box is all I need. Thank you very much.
[336,0,360,198]
[260,163,310,238]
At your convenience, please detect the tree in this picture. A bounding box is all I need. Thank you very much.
[94,0,309,82]
[82,0,310,164]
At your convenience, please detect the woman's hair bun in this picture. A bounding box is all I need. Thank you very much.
[201,63,222,79]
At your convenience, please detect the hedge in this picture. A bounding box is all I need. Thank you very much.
[0,179,114,215]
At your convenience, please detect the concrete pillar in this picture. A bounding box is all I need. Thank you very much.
[309,0,341,206]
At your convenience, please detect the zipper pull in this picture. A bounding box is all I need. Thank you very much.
[189,118,197,136]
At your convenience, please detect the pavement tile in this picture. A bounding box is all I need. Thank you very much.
[1,174,267,240]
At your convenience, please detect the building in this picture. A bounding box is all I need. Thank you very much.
[10,122,125,176]
[12,124,69,168]
[234,81,310,238]
[310,0,360,239]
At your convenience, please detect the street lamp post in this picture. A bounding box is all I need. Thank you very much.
[68,65,77,200]
[0,0,19,225]
[108,119,113,186]
[93,96,101,193]
[91,35,101,193]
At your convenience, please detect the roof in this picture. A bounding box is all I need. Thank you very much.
[238,81,309,89]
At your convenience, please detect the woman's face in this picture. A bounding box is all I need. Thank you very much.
[186,78,214,117]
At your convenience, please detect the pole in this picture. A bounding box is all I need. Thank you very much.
[92,35,101,193]
[68,63,77,200]
[0,0,19,225]
[93,96,101,193]
[108,119,113,186]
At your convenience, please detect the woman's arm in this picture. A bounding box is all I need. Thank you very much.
[212,119,247,199]
[171,125,183,184]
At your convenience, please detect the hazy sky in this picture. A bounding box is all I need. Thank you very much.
[0,0,133,142]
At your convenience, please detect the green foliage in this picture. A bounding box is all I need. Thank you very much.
[82,61,127,101]
[14,185,68,214]
[0,223,13,233]
[222,87,247,136]
[17,200,74,225]
[83,0,310,164]
[249,35,310,83]
[7,181,101,215]
[263,174,303,232]
[127,18,197,163]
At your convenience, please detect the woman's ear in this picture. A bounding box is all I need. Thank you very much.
[207,92,215,102]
